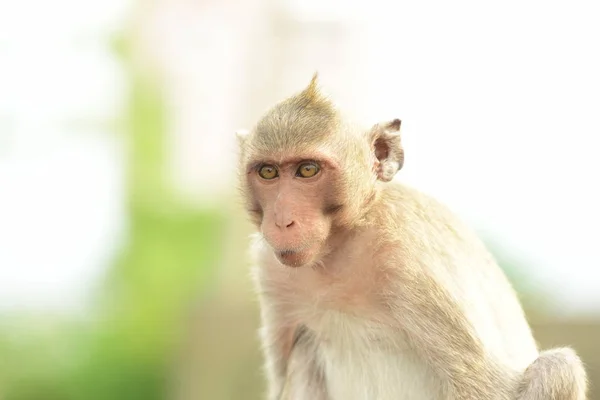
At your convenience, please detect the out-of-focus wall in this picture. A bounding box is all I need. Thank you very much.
[130,0,374,208]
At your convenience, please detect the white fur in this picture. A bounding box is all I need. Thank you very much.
[314,310,442,400]
[252,230,445,400]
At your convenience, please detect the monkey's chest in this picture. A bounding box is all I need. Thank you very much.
[305,309,443,400]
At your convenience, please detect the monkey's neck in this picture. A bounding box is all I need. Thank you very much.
[344,186,384,227]
[322,222,374,262]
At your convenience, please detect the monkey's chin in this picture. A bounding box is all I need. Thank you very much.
[275,249,313,268]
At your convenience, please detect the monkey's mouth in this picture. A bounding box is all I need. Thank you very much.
[276,249,310,267]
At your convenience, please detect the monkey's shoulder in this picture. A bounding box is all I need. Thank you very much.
[375,182,486,248]
[372,182,512,293]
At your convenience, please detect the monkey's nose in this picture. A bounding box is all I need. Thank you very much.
[276,219,295,229]
[273,204,295,229]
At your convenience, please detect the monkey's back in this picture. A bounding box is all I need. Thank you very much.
[378,182,540,371]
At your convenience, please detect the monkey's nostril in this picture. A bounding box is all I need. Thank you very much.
[286,221,295,228]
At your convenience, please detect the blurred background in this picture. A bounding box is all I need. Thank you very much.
[0,0,599,399]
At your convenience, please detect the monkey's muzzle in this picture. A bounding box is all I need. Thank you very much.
[276,249,309,267]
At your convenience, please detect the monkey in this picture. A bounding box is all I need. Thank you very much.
[235,73,588,400]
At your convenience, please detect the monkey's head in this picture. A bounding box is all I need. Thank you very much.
[236,73,404,267]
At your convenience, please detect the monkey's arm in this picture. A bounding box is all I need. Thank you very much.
[257,302,296,400]
[390,265,517,400]
[279,326,328,400]
[258,301,328,400]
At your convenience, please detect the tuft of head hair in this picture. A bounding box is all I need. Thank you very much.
[298,72,321,104]
[278,71,335,118]
[251,72,340,154]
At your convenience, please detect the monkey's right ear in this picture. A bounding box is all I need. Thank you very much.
[235,129,250,147]
[369,119,404,182]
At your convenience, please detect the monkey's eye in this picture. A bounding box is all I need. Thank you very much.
[296,162,320,178]
[258,165,278,179]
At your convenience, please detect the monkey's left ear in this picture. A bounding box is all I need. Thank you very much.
[369,119,404,182]
[235,129,250,147]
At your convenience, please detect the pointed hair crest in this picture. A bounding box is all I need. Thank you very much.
[248,72,340,153]
[300,72,321,103]
[289,71,332,112]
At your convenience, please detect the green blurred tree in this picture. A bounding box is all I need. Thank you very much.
[0,23,226,400]
[63,31,226,400]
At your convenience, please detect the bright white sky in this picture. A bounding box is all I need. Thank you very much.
[0,0,130,313]
[0,0,598,316]
[364,0,600,316]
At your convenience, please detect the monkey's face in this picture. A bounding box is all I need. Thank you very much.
[245,154,344,268]
[237,74,404,267]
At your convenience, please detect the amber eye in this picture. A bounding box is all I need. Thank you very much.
[296,162,320,178]
[258,165,278,179]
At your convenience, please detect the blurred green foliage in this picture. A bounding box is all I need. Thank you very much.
[0,30,225,400]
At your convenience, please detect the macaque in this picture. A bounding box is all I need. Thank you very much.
[235,74,587,400]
